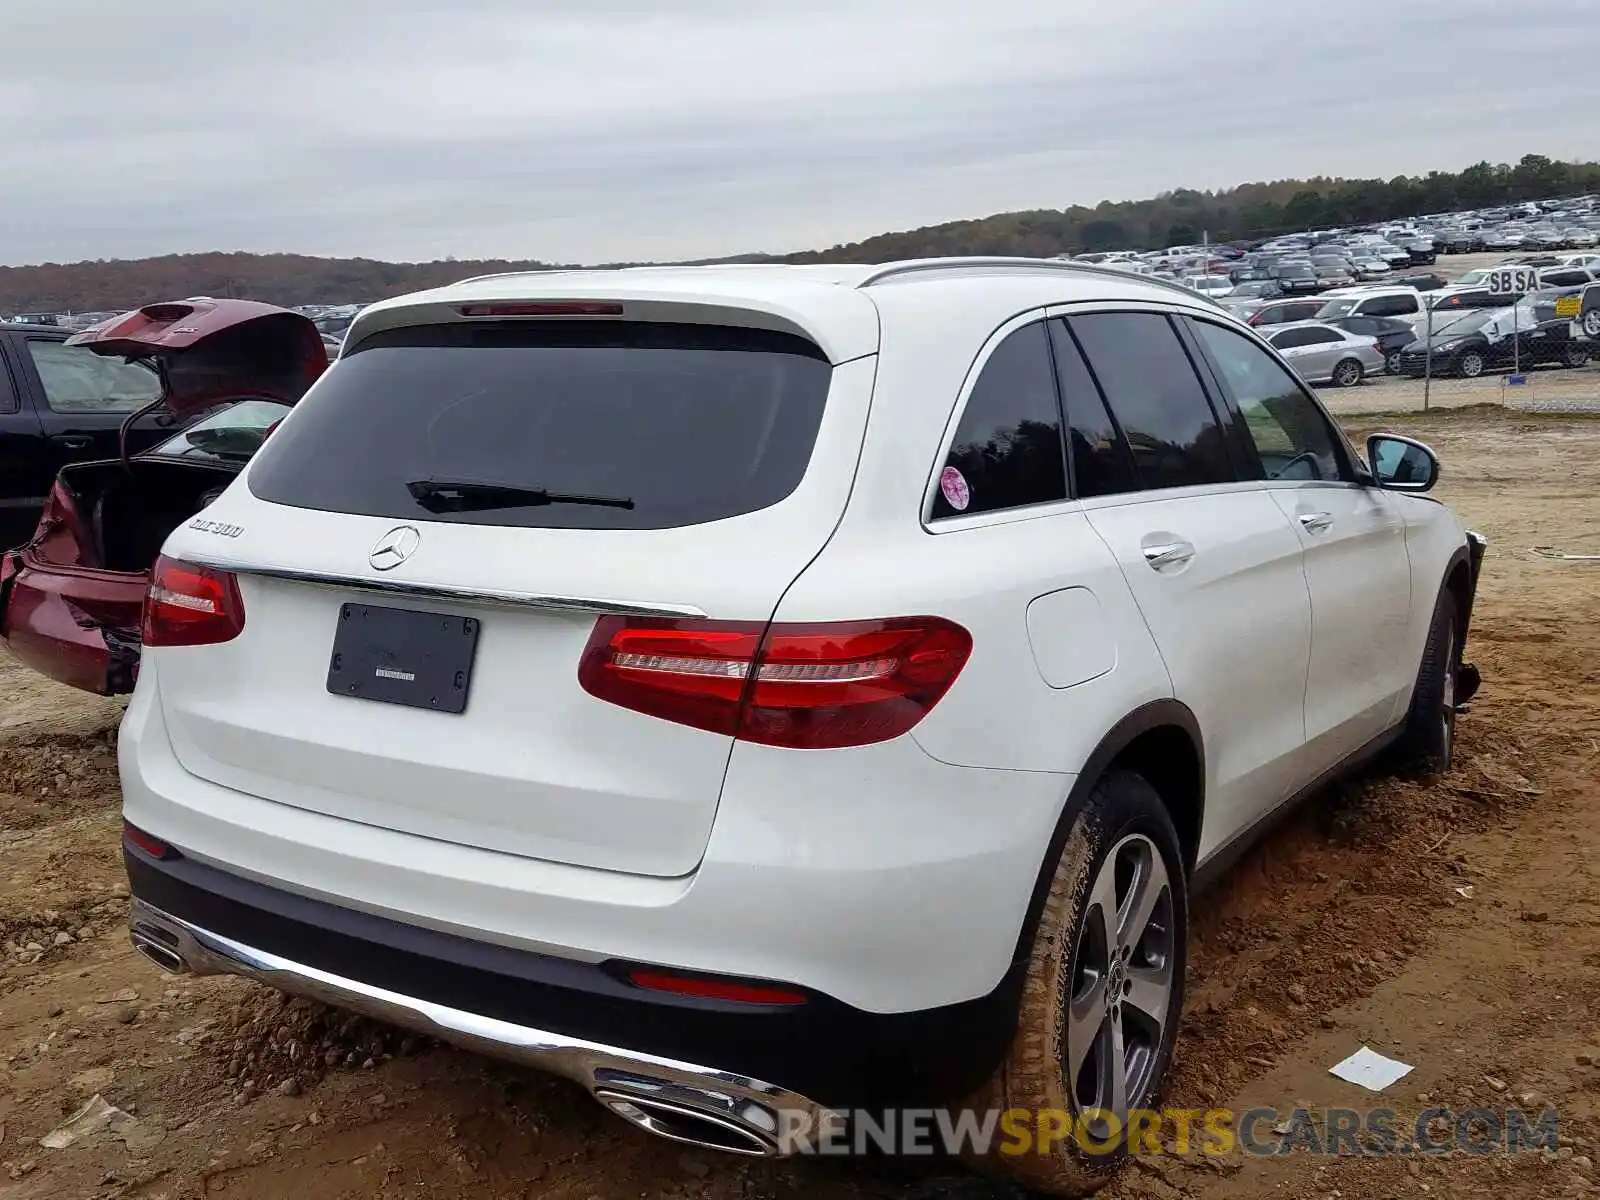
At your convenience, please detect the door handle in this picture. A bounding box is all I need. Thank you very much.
[50,434,93,450]
[1298,512,1334,533]
[1141,541,1195,569]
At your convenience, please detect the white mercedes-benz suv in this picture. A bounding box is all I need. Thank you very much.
[120,259,1483,1194]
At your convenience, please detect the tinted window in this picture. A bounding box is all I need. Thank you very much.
[1363,294,1419,317]
[1192,322,1345,483]
[0,347,16,413]
[931,321,1065,519]
[1270,327,1323,349]
[248,322,832,531]
[1048,321,1135,499]
[1543,270,1588,287]
[27,339,161,414]
[1069,313,1234,491]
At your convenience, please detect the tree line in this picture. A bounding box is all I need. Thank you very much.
[4,154,1596,314]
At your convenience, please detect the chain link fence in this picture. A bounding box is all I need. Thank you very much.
[1317,360,1600,416]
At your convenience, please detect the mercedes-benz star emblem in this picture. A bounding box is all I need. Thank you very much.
[369,525,421,571]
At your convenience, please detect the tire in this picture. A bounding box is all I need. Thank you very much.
[1385,350,1402,375]
[1330,358,1364,388]
[1583,308,1600,339]
[1562,344,1589,369]
[1457,351,1486,379]
[1395,588,1460,775]
[970,772,1188,1196]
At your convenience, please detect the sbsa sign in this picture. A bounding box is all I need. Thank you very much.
[1485,266,1539,296]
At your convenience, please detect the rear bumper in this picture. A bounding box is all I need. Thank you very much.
[0,557,143,694]
[124,845,1021,1115]
[127,895,829,1155]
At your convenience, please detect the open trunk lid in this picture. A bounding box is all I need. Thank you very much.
[150,313,878,878]
[66,299,327,417]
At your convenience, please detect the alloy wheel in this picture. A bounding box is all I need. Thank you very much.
[1459,353,1485,378]
[1385,351,1402,374]
[1333,360,1361,387]
[1584,309,1600,338]
[1064,833,1175,1141]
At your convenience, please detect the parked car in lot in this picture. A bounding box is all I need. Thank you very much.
[0,319,184,551]
[1273,262,1321,294]
[1397,307,1590,378]
[1264,320,1384,387]
[114,259,1485,1192]
[1323,315,1420,374]
[0,299,326,694]
[1315,287,1424,322]
[1245,298,1327,327]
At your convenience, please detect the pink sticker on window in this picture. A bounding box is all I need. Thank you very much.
[940,466,970,512]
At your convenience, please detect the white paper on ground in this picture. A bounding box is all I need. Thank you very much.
[1328,1045,1414,1092]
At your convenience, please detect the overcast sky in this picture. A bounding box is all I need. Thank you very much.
[4,0,1595,267]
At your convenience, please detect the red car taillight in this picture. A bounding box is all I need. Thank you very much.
[142,556,245,647]
[578,616,972,749]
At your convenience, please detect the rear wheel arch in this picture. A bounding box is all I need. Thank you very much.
[1009,700,1204,968]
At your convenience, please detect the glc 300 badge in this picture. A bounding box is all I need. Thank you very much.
[188,518,244,537]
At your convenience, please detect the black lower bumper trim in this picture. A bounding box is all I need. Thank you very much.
[124,847,1021,1108]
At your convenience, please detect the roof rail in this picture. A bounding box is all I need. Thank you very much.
[452,268,578,286]
[856,257,1224,307]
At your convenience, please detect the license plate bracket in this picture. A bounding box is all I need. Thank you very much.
[327,603,479,713]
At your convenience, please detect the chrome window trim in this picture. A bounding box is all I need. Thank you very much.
[180,555,708,620]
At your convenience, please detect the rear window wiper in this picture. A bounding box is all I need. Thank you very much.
[406,478,634,514]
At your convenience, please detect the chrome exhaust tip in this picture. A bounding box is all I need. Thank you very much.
[131,932,188,974]
[595,1089,776,1156]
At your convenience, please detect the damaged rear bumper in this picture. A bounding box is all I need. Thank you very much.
[0,553,144,694]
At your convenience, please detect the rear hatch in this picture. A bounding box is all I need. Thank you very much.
[66,298,326,417]
[151,313,877,878]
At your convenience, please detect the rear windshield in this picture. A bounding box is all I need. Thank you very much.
[247,321,832,530]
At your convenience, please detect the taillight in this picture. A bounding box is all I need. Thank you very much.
[578,616,972,749]
[142,556,245,647]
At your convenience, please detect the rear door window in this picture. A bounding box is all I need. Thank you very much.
[931,321,1066,519]
[1048,320,1136,499]
[26,339,161,414]
[247,321,833,530]
[1068,312,1236,491]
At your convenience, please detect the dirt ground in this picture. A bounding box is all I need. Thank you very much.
[2,404,1598,1200]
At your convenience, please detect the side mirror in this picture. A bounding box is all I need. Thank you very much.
[1366,434,1439,492]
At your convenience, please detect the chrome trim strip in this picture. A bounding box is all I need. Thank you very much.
[129,900,832,1155]
[180,557,708,620]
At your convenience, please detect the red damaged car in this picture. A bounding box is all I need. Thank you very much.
[0,299,326,694]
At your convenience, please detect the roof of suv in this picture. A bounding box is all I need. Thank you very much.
[345,258,1230,365]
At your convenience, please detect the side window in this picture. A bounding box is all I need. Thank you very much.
[1270,328,1313,349]
[1048,321,1136,499]
[26,340,161,415]
[1069,312,1235,492]
[1303,328,1344,345]
[0,344,18,413]
[1191,321,1346,483]
[930,321,1066,520]
[1363,295,1416,318]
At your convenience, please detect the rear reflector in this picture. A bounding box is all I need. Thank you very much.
[458,302,624,317]
[579,616,972,749]
[627,969,807,1006]
[142,556,245,648]
[123,820,176,860]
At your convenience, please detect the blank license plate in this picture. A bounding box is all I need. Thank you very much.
[327,603,479,713]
